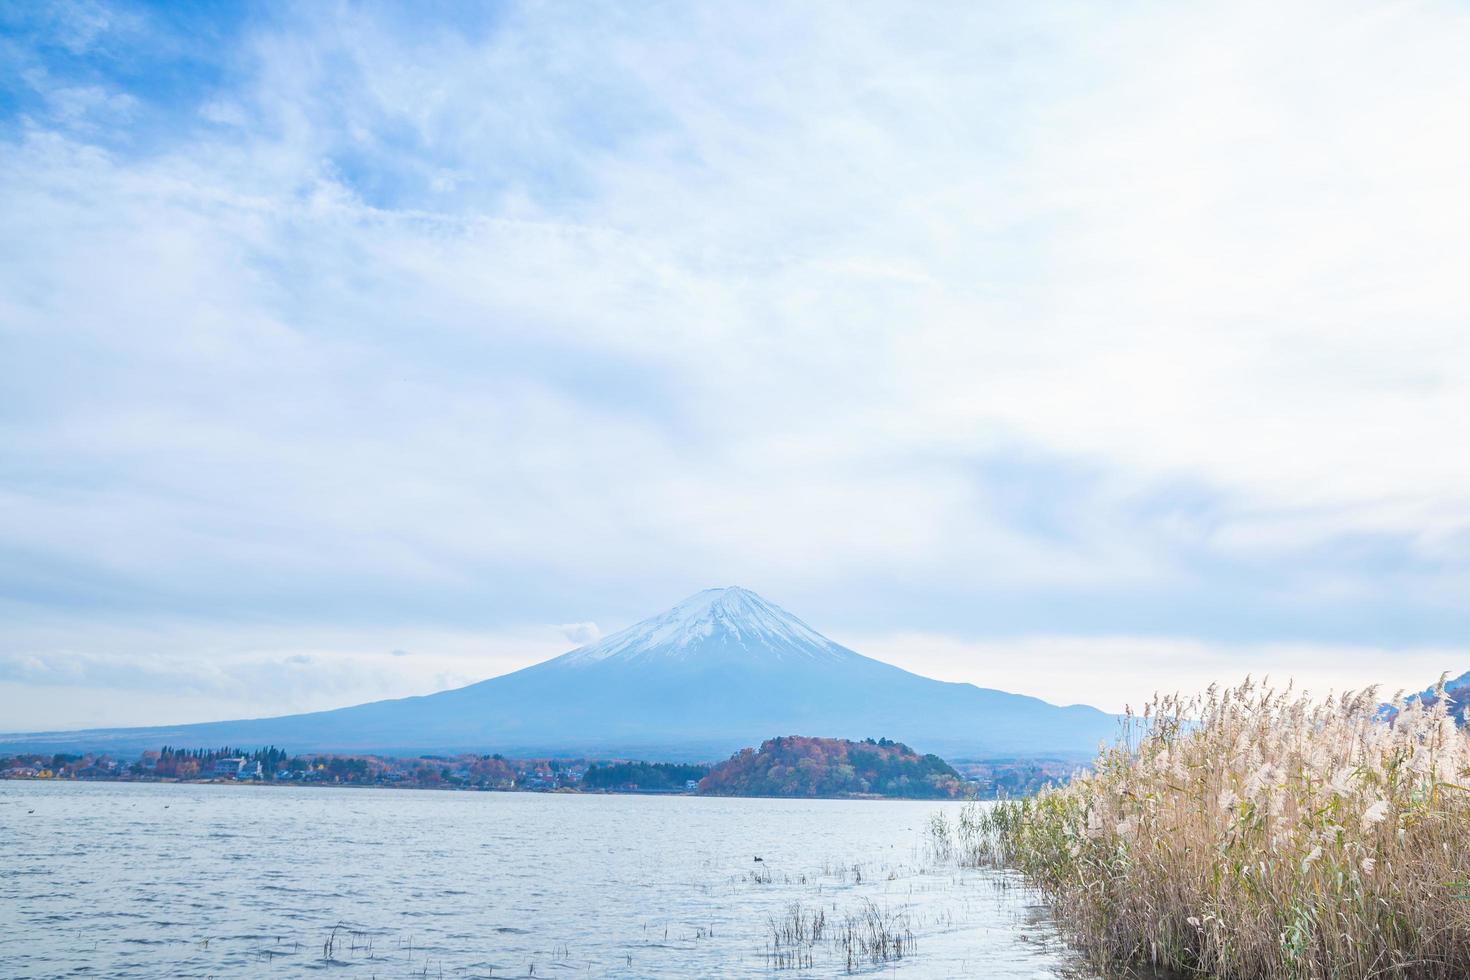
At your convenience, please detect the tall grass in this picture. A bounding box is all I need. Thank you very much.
[834,899,915,971]
[944,677,1470,979]
[763,899,914,973]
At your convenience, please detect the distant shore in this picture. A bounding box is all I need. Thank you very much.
[4,737,1067,800]
[1,771,985,802]
[2,772,698,795]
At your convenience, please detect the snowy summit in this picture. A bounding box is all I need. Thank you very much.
[556,587,853,667]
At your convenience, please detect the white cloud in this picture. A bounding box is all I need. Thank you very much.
[557,622,602,646]
[846,632,1468,715]
[2,0,1469,726]
[0,622,570,731]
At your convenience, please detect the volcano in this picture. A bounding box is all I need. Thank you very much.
[0,587,1119,759]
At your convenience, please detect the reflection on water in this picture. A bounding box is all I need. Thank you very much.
[2,781,1092,977]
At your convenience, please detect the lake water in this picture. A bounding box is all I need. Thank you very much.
[2,781,1087,978]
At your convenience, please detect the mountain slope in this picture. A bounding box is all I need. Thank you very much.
[0,587,1120,759]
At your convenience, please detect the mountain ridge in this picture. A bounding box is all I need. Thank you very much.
[0,587,1120,759]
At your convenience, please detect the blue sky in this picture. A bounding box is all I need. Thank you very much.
[3,0,1469,729]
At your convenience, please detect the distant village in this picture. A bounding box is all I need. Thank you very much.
[0,746,709,793]
[1,742,1075,798]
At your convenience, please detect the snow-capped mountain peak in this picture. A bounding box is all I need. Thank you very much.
[0,585,1123,759]
[555,587,852,667]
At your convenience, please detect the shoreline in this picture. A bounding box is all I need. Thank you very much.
[2,773,974,802]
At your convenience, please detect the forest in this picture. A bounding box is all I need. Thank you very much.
[698,736,969,799]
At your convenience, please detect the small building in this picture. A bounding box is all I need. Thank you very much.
[213,758,247,778]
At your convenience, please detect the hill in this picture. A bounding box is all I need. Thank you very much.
[699,735,968,799]
[1383,669,1470,723]
[0,587,1120,760]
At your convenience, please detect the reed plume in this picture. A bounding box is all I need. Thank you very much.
[943,676,1470,979]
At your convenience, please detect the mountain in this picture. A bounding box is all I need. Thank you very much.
[1389,669,1470,722]
[0,587,1120,760]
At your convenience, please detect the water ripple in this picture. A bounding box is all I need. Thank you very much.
[1,781,1089,978]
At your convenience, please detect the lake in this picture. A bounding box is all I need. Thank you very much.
[2,781,1086,977]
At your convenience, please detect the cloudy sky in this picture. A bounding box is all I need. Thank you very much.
[3,0,1469,731]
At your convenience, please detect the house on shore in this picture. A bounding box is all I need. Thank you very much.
[212,758,263,780]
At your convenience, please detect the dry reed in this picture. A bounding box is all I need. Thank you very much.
[939,677,1470,979]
